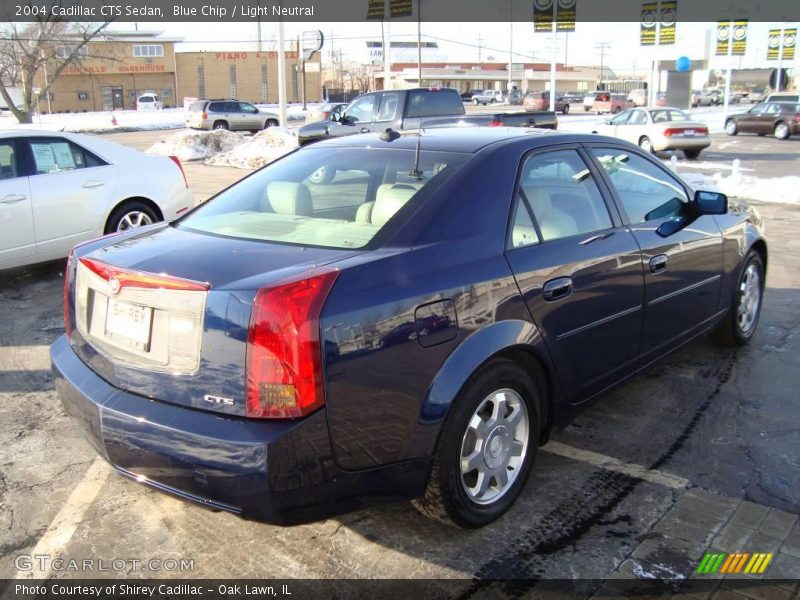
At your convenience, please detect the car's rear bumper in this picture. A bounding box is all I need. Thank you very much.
[51,335,429,523]
[652,135,711,152]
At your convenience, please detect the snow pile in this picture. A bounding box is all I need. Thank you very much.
[0,108,185,133]
[145,129,245,162]
[205,127,298,169]
[679,170,800,205]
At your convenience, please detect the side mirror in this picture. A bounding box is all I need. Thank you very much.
[694,190,728,215]
[605,119,612,125]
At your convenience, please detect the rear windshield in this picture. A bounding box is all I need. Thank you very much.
[188,101,205,112]
[649,109,689,122]
[178,146,469,249]
[139,96,154,102]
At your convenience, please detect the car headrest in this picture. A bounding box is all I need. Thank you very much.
[371,183,419,227]
[265,181,313,216]
[526,188,553,213]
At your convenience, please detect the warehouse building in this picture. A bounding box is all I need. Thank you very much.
[36,31,322,113]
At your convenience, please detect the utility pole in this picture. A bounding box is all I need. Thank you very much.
[549,1,557,111]
[776,24,785,91]
[277,18,287,127]
[595,41,611,91]
[417,0,422,86]
[383,0,391,91]
[509,0,513,95]
[477,33,483,63]
[723,20,733,119]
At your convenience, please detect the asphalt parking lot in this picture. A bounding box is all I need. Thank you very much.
[1,121,799,595]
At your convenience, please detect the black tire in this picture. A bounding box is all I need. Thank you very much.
[562,104,570,115]
[725,120,738,136]
[614,106,622,114]
[473,98,480,106]
[212,120,229,130]
[683,149,702,160]
[639,136,654,154]
[710,250,764,346]
[105,201,159,234]
[490,98,496,104]
[411,359,541,528]
[264,119,278,129]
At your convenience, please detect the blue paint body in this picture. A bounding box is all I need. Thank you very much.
[51,129,766,523]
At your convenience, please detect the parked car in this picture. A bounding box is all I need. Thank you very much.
[185,99,280,132]
[725,102,800,140]
[627,88,648,106]
[297,88,556,148]
[54,127,766,528]
[583,91,600,112]
[593,92,633,114]
[561,91,585,105]
[306,102,347,123]
[747,89,768,104]
[690,90,720,108]
[592,107,711,158]
[460,89,484,102]
[524,91,570,114]
[472,90,505,105]
[0,131,194,270]
[654,92,667,107]
[507,89,523,105]
[136,92,163,111]
[765,92,800,103]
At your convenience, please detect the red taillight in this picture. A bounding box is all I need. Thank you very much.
[487,119,503,127]
[663,128,680,137]
[168,155,189,189]
[697,127,709,136]
[245,267,339,419]
[64,252,74,337]
[79,257,210,293]
[202,111,208,120]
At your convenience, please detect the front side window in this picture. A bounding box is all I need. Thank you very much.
[610,110,631,125]
[344,95,376,123]
[239,102,258,114]
[178,147,469,249]
[516,149,612,243]
[376,93,400,121]
[29,139,103,175]
[589,148,690,224]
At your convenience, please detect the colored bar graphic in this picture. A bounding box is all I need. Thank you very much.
[697,552,774,575]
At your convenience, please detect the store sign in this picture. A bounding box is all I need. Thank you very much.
[767,28,796,60]
[716,20,748,56]
[640,2,658,45]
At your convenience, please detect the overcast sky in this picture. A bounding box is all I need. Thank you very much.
[155,21,796,76]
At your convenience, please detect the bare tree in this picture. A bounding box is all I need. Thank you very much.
[341,62,374,94]
[0,17,111,123]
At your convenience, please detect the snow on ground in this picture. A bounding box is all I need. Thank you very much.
[205,127,298,169]
[677,169,800,205]
[145,129,246,162]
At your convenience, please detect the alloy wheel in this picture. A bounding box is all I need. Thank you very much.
[459,388,529,505]
[737,264,761,334]
[116,211,154,231]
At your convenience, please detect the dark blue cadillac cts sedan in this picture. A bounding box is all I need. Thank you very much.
[52,128,766,528]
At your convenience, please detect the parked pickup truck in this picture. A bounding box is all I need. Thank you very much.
[298,88,557,147]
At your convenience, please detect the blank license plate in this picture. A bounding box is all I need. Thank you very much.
[106,298,152,346]
[684,129,696,136]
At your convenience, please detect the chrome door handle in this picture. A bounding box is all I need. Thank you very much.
[542,276,573,302]
[82,180,105,189]
[649,254,668,274]
[0,194,25,203]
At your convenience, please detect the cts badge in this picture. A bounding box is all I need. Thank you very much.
[203,394,234,406]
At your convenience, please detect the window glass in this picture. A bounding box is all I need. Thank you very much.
[376,93,399,121]
[590,148,690,224]
[0,142,18,180]
[239,102,258,114]
[628,110,647,125]
[207,102,224,113]
[509,195,539,248]
[406,90,463,118]
[30,140,103,174]
[610,110,631,125]
[518,149,612,242]
[344,95,376,123]
[178,147,469,249]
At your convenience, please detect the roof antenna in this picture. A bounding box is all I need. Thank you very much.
[409,132,423,180]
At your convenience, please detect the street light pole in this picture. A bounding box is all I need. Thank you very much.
[549,2,557,111]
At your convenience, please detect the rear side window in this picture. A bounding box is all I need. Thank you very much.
[0,141,19,180]
[29,139,105,174]
[179,147,469,249]
[376,93,400,121]
[207,102,225,113]
[514,149,612,243]
[590,148,690,224]
[406,90,464,118]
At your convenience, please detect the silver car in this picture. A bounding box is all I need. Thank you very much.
[185,100,280,132]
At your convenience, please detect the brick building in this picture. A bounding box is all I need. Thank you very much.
[35,31,322,112]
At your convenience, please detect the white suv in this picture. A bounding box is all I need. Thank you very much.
[136,93,163,111]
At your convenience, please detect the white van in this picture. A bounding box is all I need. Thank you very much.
[136,93,163,111]
[627,89,647,106]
